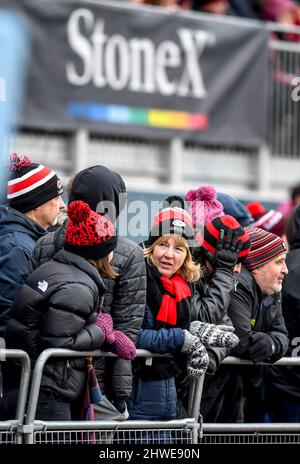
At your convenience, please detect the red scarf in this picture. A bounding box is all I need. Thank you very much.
[156,274,191,328]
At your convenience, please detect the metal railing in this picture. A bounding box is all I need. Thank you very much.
[200,356,300,445]
[24,348,203,445]
[0,350,31,444]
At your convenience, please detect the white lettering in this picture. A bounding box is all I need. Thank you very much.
[66,8,215,98]
[66,8,94,85]
[105,35,130,90]
[129,39,155,93]
[156,40,180,96]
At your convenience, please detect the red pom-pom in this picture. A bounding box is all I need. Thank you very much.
[196,185,217,201]
[246,201,266,218]
[68,201,91,224]
[9,153,31,172]
[185,189,197,201]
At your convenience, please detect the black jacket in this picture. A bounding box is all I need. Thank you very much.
[201,266,289,422]
[229,267,288,362]
[26,222,146,400]
[191,268,237,374]
[6,250,105,401]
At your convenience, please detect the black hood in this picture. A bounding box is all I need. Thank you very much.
[68,165,127,222]
[291,204,300,249]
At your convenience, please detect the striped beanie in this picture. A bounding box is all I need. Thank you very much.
[7,153,63,213]
[198,215,251,262]
[65,201,117,259]
[244,227,287,270]
[147,207,195,247]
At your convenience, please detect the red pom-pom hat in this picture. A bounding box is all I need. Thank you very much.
[65,201,117,259]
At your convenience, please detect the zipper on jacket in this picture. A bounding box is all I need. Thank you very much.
[66,360,71,378]
[234,275,238,292]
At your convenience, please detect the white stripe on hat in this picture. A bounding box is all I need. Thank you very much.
[7,170,56,199]
[8,164,45,186]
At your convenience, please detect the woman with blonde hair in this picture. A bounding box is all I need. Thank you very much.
[127,207,238,421]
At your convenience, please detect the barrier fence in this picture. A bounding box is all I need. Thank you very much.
[0,349,31,444]
[1,350,300,445]
[200,356,300,445]
[24,348,202,445]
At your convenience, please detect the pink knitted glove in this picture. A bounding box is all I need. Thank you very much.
[110,331,136,360]
[95,312,115,344]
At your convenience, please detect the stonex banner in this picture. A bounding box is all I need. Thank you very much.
[1,0,268,146]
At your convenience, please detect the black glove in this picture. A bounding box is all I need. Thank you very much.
[206,229,243,269]
[246,332,275,363]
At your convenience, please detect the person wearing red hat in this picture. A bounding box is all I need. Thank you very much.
[4,201,135,421]
[0,153,65,339]
[127,207,239,426]
[206,227,289,423]
[190,214,251,420]
[26,164,146,421]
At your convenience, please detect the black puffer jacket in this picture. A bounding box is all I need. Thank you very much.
[26,222,146,400]
[6,250,105,401]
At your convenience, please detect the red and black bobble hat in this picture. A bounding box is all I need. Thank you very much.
[64,201,117,259]
[7,153,63,213]
[197,214,251,262]
[244,227,287,271]
[147,207,195,247]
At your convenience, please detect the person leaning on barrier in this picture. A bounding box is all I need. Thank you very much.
[4,201,126,421]
[191,215,251,373]
[26,165,146,420]
[126,207,239,421]
[0,153,65,339]
[207,227,289,423]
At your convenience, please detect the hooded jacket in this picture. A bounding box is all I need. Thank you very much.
[0,206,46,337]
[26,166,146,401]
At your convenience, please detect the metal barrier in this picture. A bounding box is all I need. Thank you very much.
[200,356,300,445]
[0,349,31,444]
[25,348,203,444]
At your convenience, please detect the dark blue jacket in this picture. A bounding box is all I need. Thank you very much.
[0,206,45,336]
[137,304,184,354]
[128,304,185,420]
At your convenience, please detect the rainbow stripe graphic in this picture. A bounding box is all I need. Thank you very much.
[68,102,209,131]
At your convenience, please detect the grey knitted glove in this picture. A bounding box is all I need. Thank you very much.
[190,321,239,349]
[181,330,199,353]
[187,339,209,378]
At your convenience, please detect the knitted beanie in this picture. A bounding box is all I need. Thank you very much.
[244,227,287,271]
[260,0,296,21]
[147,207,195,247]
[198,215,251,261]
[64,200,117,259]
[7,153,63,213]
[185,185,224,228]
[246,201,284,237]
[217,192,253,227]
